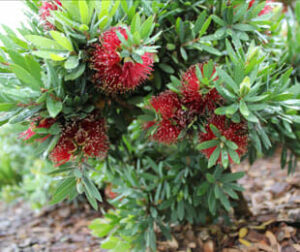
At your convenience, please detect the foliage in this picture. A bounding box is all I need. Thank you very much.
[0,124,53,209]
[0,0,299,251]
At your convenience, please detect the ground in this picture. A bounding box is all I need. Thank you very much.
[0,152,299,252]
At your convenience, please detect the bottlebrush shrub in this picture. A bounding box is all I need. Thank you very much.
[0,0,300,251]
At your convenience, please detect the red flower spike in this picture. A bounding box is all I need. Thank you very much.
[181,63,220,114]
[203,88,223,112]
[20,118,56,141]
[152,120,181,145]
[39,0,61,30]
[79,118,109,159]
[150,90,181,119]
[91,27,154,93]
[199,116,248,164]
[248,0,274,16]
[49,116,109,166]
[20,123,36,140]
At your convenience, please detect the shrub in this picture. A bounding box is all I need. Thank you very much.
[0,0,299,251]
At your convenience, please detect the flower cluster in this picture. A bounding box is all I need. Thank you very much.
[147,63,222,144]
[199,116,248,164]
[91,27,154,94]
[39,0,61,30]
[146,63,248,165]
[181,63,221,114]
[149,91,183,144]
[20,118,56,141]
[49,115,109,166]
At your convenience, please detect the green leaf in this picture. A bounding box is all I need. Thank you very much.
[109,0,120,18]
[10,64,42,90]
[197,139,219,150]
[215,104,239,115]
[89,219,114,238]
[84,187,98,210]
[82,176,102,202]
[9,105,42,124]
[208,189,216,214]
[51,177,76,205]
[194,11,207,34]
[65,64,86,81]
[225,140,238,150]
[47,96,62,118]
[64,56,79,70]
[210,124,221,137]
[208,146,221,168]
[228,148,240,164]
[239,99,250,117]
[140,16,154,39]
[145,226,156,252]
[43,134,60,159]
[0,103,15,111]
[79,0,90,25]
[201,44,222,56]
[7,49,26,67]
[101,236,120,249]
[211,15,226,26]
[25,35,66,51]
[221,148,229,168]
[219,190,231,211]
[281,146,287,169]
[177,200,184,221]
[50,31,74,51]
[158,63,174,74]
[233,24,256,32]
[25,55,42,83]
[214,185,220,199]
[220,172,245,183]
[131,13,141,34]
[197,181,210,196]
[180,47,188,61]
[216,67,239,92]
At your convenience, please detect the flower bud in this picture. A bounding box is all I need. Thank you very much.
[247,46,260,63]
[240,76,251,97]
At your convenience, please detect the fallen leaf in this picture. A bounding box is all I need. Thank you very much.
[203,240,214,252]
[249,219,275,230]
[239,227,248,238]
[239,238,251,247]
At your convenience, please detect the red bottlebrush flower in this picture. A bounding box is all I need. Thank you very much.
[79,117,109,159]
[181,63,220,114]
[20,123,36,140]
[150,90,181,119]
[91,27,154,93]
[49,115,109,166]
[248,0,273,16]
[49,137,77,166]
[203,88,223,112]
[20,118,56,141]
[248,0,255,9]
[199,116,248,163]
[152,120,181,144]
[39,0,61,30]
[100,27,128,51]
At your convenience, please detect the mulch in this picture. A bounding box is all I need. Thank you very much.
[0,151,299,252]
